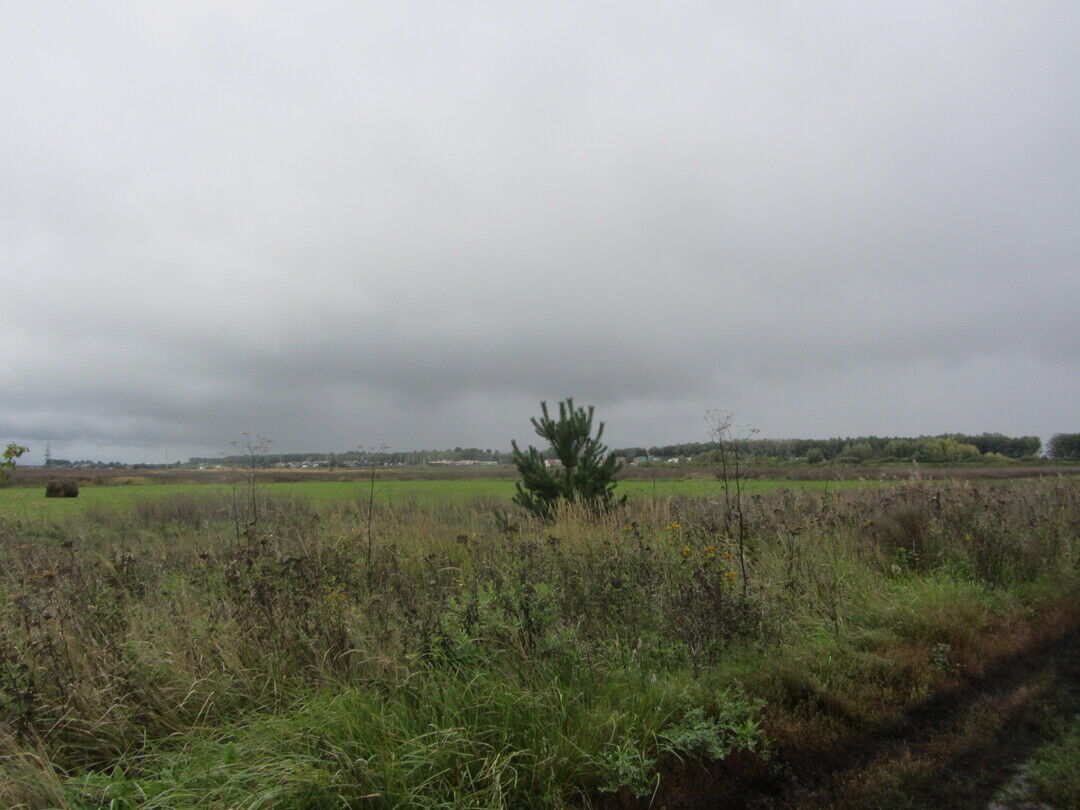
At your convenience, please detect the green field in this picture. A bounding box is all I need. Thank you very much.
[0,476,884,516]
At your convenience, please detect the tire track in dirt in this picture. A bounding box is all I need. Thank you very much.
[599,621,1080,809]
[766,628,1080,810]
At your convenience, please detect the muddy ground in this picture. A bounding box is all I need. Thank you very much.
[602,626,1080,810]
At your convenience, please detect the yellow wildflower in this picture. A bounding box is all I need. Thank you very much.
[682,545,691,556]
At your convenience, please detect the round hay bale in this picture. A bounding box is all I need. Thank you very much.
[45,480,79,498]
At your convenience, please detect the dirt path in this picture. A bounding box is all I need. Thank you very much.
[986,762,1059,810]
[762,628,1080,810]
[612,626,1080,810]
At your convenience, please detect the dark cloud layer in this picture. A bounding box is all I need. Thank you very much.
[2,2,1078,462]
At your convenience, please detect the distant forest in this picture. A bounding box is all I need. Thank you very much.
[176,432,1068,468]
[609,433,1044,464]
[187,447,511,467]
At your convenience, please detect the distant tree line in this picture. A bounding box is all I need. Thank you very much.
[190,447,513,467]
[19,430,1077,471]
[44,459,128,469]
[29,431,1076,471]
[187,431,1073,468]
[610,433,1043,463]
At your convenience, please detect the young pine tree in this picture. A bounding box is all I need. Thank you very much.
[511,399,626,519]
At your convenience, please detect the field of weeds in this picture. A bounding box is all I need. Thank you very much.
[0,479,1078,808]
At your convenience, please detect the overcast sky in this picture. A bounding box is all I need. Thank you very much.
[2,2,1078,463]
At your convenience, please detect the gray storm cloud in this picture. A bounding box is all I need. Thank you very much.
[2,2,1078,462]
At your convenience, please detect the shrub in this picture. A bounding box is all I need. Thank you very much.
[914,437,980,463]
[1048,433,1080,461]
[0,443,28,486]
[842,441,874,461]
[884,439,916,459]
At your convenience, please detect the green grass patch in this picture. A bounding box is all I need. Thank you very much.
[0,476,884,516]
[66,661,765,809]
[1027,714,1080,807]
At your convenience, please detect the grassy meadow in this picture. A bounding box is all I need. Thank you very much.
[0,475,886,518]
[0,475,1078,808]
